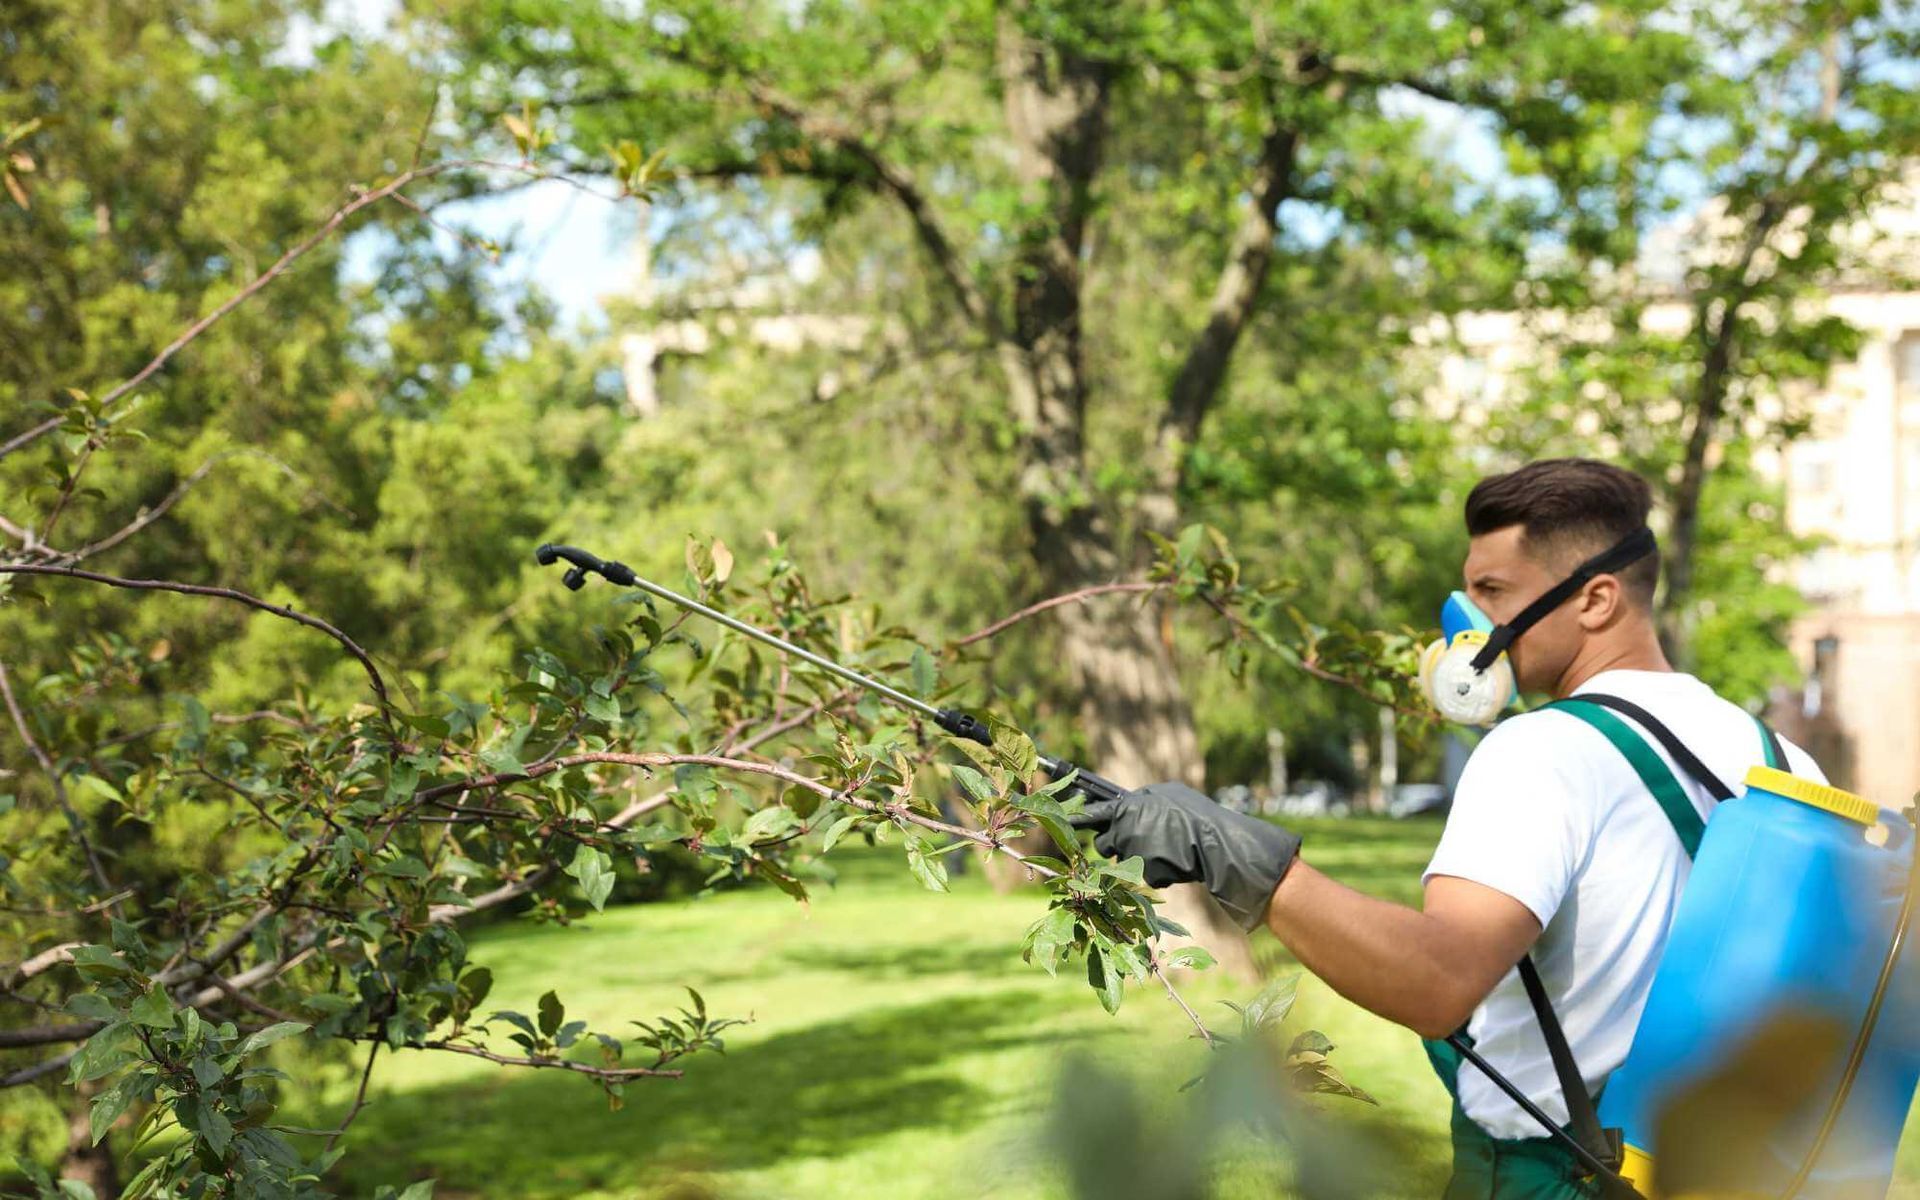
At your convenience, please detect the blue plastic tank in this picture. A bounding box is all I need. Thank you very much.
[1597,766,1920,1197]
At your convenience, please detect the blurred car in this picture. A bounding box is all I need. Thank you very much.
[1387,782,1449,819]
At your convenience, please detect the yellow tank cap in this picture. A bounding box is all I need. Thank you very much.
[1617,1143,1656,1195]
[1744,765,1877,826]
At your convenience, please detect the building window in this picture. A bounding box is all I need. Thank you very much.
[1804,634,1839,719]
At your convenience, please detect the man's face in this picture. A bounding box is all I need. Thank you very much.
[1461,525,1582,695]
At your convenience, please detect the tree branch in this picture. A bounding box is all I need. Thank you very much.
[0,161,476,464]
[369,1035,681,1080]
[948,582,1163,650]
[1161,117,1302,452]
[0,564,393,724]
[1,1050,76,1088]
[0,1022,97,1049]
[5,942,80,987]
[327,1042,381,1152]
[49,451,314,566]
[746,79,998,338]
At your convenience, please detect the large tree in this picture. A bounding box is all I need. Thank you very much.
[430,0,1693,957]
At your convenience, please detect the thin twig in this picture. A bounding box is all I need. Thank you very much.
[198,967,302,1024]
[55,451,319,566]
[367,1035,681,1080]
[949,582,1163,649]
[0,659,112,894]
[0,162,467,464]
[1144,941,1219,1048]
[0,564,394,725]
[720,688,857,755]
[327,1042,381,1152]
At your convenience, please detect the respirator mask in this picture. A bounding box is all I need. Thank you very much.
[1418,528,1658,726]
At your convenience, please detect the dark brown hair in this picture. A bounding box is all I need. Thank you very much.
[1465,458,1659,606]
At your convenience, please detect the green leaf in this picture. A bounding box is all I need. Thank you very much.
[398,710,451,738]
[89,1075,137,1145]
[819,812,860,853]
[383,760,421,805]
[480,746,527,777]
[75,774,124,804]
[950,764,996,803]
[1087,947,1124,1015]
[376,855,429,880]
[1024,906,1076,977]
[905,839,949,893]
[1289,1029,1335,1056]
[1176,523,1206,565]
[538,990,564,1038]
[234,1021,309,1057]
[565,844,615,912]
[908,646,937,697]
[583,692,621,723]
[1010,794,1078,854]
[459,967,494,1011]
[487,1010,536,1040]
[1243,973,1300,1032]
[742,805,797,842]
[67,1023,135,1083]
[196,1097,233,1156]
[64,992,119,1023]
[1098,855,1147,887]
[987,716,1039,778]
[128,987,173,1029]
[1160,946,1215,972]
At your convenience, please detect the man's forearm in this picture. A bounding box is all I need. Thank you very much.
[1263,862,1490,1038]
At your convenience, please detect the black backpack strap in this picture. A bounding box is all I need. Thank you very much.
[1517,954,1621,1175]
[1571,693,1736,801]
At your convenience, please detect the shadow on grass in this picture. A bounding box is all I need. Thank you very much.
[329,987,1101,1197]
[771,940,1027,981]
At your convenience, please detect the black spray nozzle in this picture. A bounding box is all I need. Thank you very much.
[932,708,992,747]
[536,543,637,589]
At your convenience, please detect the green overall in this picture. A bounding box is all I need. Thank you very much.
[1420,701,1782,1198]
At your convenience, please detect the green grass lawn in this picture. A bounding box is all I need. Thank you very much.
[300,816,1920,1198]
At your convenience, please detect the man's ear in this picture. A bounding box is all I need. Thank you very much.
[1576,574,1623,630]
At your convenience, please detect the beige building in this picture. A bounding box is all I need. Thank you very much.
[1766,296,1920,809]
[1431,295,1920,810]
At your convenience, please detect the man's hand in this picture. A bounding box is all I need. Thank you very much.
[1068,782,1301,931]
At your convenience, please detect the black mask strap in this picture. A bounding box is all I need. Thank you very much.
[1469,528,1658,672]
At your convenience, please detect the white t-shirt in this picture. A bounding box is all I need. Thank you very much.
[1423,669,1825,1139]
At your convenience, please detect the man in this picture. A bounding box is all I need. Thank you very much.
[1075,458,1824,1198]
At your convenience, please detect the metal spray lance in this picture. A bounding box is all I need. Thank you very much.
[534,543,1128,806]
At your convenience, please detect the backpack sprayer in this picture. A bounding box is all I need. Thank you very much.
[534,543,1128,807]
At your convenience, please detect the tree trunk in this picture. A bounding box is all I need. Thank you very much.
[994,11,1260,983]
[1663,202,1784,662]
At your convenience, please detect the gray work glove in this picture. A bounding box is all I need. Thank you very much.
[1067,781,1301,931]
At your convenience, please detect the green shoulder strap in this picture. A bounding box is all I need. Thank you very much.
[1755,715,1783,769]
[1545,699,1706,860]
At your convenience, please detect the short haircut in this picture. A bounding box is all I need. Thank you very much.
[1464,458,1659,607]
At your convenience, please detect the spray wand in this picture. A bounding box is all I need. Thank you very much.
[534,543,1128,805]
